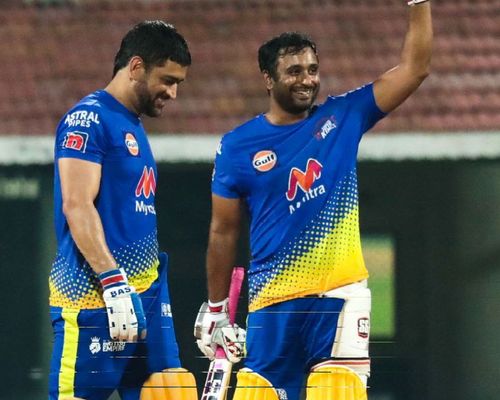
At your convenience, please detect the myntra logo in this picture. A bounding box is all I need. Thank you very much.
[135,166,156,198]
[286,158,323,201]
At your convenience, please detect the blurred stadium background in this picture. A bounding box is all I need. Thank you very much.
[0,0,499,399]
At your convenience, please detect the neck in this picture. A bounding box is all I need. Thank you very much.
[265,101,308,125]
[104,76,140,116]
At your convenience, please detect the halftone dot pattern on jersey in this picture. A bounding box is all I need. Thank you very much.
[249,170,368,312]
[49,231,159,309]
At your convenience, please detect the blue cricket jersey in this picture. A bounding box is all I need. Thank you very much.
[212,84,386,311]
[50,90,159,309]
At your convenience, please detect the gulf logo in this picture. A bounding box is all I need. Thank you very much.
[125,133,139,156]
[252,150,277,172]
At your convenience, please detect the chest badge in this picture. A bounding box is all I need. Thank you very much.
[252,150,277,172]
[125,133,140,156]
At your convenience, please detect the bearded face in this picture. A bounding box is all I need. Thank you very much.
[133,60,188,117]
[269,47,320,115]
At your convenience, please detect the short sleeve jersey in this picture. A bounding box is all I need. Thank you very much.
[50,90,159,309]
[212,84,386,311]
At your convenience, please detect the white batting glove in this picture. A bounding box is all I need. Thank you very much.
[194,299,246,363]
[99,268,147,342]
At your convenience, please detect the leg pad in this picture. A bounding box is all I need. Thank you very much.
[140,368,198,400]
[306,364,367,400]
[233,368,281,400]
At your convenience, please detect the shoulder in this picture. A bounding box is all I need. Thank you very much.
[220,115,262,149]
[59,91,107,130]
[325,83,375,104]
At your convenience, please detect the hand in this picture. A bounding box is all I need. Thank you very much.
[194,299,246,363]
[99,268,147,342]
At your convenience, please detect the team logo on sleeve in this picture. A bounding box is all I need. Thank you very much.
[314,116,337,140]
[252,150,277,172]
[124,132,140,156]
[63,131,89,152]
[286,158,326,214]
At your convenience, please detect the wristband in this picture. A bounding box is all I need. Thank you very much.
[208,298,228,312]
[99,268,127,290]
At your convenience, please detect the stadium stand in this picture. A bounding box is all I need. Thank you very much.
[0,0,499,135]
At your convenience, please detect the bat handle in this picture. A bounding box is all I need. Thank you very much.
[215,347,226,359]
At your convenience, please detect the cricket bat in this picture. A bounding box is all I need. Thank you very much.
[201,266,245,400]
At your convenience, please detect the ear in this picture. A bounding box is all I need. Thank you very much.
[263,71,274,91]
[128,56,146,81]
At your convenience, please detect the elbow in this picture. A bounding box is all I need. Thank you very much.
[62,197,92,220]
[416,67,430,85]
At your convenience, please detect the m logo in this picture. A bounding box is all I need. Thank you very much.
[286,158,323,201]
[135,166,156,198]
[63,131,88,152]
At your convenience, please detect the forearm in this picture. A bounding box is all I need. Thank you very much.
[64,201,116,274]
[206,229,239,302]
[400,1,433,78]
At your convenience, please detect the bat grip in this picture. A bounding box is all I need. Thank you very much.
[215,266,244,360]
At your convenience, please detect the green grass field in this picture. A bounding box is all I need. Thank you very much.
[362,235,395,337]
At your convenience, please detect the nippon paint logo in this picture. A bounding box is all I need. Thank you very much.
[63,131,89,152]
[252,150,277,172]
[125,133,139,156]
[286,158,326,214]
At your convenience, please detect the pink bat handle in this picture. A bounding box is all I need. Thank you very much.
[215,266,245,359]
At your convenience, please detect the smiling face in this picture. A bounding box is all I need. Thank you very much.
[134,59,188,117]
[267,47,320,116]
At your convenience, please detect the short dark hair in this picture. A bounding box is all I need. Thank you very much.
[113,20,191,76]
[258,32,318,79]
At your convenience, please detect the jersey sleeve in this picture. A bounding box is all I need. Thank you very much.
[346,83,386,133]
[54,105,107,164]
[325,83,387,143]
[211,136,241,199]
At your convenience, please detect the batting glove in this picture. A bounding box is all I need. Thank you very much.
[194,299,246,363]
[99,268,147,342]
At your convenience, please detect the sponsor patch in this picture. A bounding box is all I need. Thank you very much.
[286,158,323,201]
[358,317,370,338]
[314,117,337,140]
[252,150,277,172]
[63,131,89,152]
[135,166,156,198]
[125,132,140,156]
[89,336,101,354]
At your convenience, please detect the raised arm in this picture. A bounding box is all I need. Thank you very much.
[373,0,432,113]
[206,194,243,302]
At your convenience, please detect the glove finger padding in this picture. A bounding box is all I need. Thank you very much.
[194,301,246,363]
[100,269,147,342]
[131,292,147,339]
[214,324,246,363]
[196,338,216,360]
